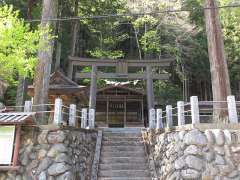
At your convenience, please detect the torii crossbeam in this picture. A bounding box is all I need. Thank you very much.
[67,56,174,110]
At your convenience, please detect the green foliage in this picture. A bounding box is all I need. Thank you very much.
[4,0,240,104]
[78,0,128,59]
[182,0,204,26]
[140,30,161,54]
[0,5,44,83]
[154,81,182,105]
[133,15,158,28]
[88,48,124,59]
[220,0,240,83]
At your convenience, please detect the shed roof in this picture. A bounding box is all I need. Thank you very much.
[0,112,36,124]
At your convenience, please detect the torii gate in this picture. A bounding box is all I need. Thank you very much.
[67,56,173,126]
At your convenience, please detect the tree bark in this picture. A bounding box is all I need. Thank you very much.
[204,0,231,123]
[33,0,58,124]
[70,0,79,56]
[15,0,37,109]
[27,0,36,20]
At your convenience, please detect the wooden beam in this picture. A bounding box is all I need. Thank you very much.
[75,72,170,80]
[0,166,20,171]
[69,56,173,67]
[12,125,21,167]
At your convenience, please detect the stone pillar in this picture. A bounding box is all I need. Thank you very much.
[166,105,173,128]
[69,104,76,127]
[177,101,185,126]
[146,66,154,110]
[89,65,97,109]
[81,108,88,128]
[53,98,63,125]
[190,96,200,124]
[156,109,163,129]
[89,108,95,129]
[149,108,156,129]
[227,96,238,123]
[24,101,32,112]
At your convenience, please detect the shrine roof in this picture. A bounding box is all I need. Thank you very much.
[97,84,145,95]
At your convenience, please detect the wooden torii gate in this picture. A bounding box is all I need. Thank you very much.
[67,56,174,112]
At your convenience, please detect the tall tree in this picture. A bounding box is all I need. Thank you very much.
[33,0,58,124]
[204,0,231,122]
[16,0,37,110]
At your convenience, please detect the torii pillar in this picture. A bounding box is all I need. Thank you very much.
[146,65,154,110]
[89,65,97,109]
[88,65,97,128]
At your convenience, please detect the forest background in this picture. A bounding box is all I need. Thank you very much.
[0,0,240,107]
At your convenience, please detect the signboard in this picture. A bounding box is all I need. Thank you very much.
[0,126,15,165]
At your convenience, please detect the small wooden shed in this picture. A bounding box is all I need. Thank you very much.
[28,71,88,107]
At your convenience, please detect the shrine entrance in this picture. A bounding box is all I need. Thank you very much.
[95,85,145,127]
[108,101,124,127]
[67,57,173,127]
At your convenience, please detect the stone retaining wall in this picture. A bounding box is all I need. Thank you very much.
[0,126,97,180]
[144,127,240,180]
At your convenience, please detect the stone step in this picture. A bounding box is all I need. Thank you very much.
[103,133,142,138]
[102,137,142,141]
[101,151,145,158]
[99,163,149,171]
[102,128,143,133]
[98,177,151,180]
[100,157,147,164]
[98,170,150,177]
[101,145,145,152]
[102,141,143,146]
[98,178,150,180]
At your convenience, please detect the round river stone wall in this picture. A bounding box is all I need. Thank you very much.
[0,127,97,180]
[145,128,240,180]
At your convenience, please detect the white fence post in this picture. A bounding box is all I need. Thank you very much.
[156,109,163,129]
[81,108,88,128]
[69,104,76,127]
[227,95,238,123]
[89,108,95,129]
[24,101,32,112]
[177,101,185,126]
[53,98,63,125]
[149,108,156,129]
[190,96,200,124]
[166,105,173,128]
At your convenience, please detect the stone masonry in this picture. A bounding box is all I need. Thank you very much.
[0,126,97,180]
[144,128,240,180]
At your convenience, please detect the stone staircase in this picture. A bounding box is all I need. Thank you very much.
[98,128,152,180]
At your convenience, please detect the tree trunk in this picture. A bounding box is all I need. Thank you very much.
[70,0,79,56]
[33,0,58,124]
[204,0,231,123]
[15,0,37,109]
[27,0,35,20]
[16,78,28,111]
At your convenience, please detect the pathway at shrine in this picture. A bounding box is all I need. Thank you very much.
[98,128,151,180]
